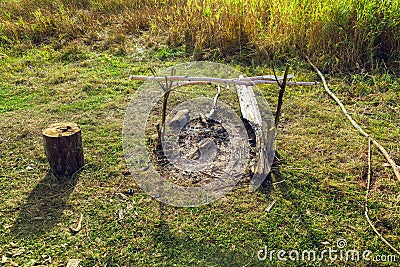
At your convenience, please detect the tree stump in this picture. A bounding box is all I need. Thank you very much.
[42,122,84,177]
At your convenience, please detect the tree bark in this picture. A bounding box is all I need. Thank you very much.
[236,76,270,186]
[42,122,84,177]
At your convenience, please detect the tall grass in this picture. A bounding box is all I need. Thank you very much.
[0,0,399,71]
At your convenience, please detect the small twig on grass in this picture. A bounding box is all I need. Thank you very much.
[364,138,400,256]
[272,180,286,185]
[307,57,400,255]
[265,199,277,212]
[307,57,400,183]
[109,178,124,200]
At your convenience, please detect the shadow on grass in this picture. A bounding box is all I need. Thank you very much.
[11,172,79,237]
[260,150,326,248]
[153,203,254,266]
[259,150,284,194]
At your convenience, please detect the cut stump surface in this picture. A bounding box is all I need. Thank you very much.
[42,122,84,177]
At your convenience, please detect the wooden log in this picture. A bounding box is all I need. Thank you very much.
[42,122,84,177]
[236,76,271,187]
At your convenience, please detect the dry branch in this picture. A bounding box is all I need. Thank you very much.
[307,59,400,183]
[236,76,271,187]
[249,74,295,81]
[274,64,290,128]
[364,138,400,256]
[308,58,400,255]
[130,75,318,87]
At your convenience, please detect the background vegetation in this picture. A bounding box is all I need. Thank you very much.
[0,0,399,266]
[1,0,400,71]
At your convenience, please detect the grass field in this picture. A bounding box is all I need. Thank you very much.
[1,43,399,266]
[1,0,400,71]
[1,0,400,266]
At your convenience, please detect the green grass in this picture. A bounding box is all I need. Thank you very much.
[0,42,399,266]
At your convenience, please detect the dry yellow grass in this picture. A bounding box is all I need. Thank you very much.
[1,0,399,71]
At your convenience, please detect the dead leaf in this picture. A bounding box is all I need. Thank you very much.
[126,203,134,211]
[343,223,357,232]
[9,260,18,266]
[11,247,24,257]
[69,214,83,234]
[118,209,124,220]
[26,166,34,171]
[116,193,128,200]
[41,254,52,264]
[66,259,81,267]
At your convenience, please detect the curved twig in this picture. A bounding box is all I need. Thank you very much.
[365,138,400,256]
[307,57,400,255]
[307,58,400,183]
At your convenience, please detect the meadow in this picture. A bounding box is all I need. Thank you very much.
[1,0,400,71]
[0,0,400,266]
